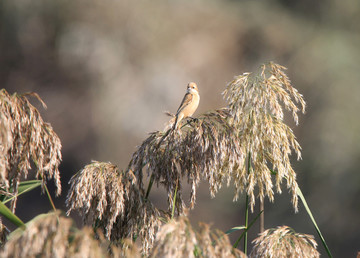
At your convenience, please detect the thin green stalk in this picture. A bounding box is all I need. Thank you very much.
[233,210,263,248]
[270,169,332,257]
[36,172,57,213]
[43,182,57,213]
[171,180,178,219]
[243,194,249,254]
[243,152,252,255]
[297,186,332,258]
[260,199,264,233]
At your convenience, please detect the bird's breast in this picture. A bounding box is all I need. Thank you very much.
[188,93,200,116]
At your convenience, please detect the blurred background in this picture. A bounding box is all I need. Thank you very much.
[1,0,359,256]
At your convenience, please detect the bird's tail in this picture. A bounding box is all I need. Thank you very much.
[172,116,179,130]
[163,112,176,131]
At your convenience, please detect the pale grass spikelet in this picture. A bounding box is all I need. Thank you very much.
[250,226,320,258]
[0,212,138,258]
[0,110,12,190]
[223,62,306,211]
[0,89,62,210]
[66,161,161,254]
[128,109,245,214]
[150,216,246,258]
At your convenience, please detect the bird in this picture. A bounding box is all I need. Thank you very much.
[172,82,200,129]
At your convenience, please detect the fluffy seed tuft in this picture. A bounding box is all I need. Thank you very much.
[150,216,246,258]
[223,62,306,211]
[250,225,319,258]
[66,161,161,254]
[0,89,62,211]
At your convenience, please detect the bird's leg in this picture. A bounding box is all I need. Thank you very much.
[188,117,199,123]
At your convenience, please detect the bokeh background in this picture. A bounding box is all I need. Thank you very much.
[1,0,359,256]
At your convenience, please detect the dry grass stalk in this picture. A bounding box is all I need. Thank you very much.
[0,89,62,210]
[150,216,246,258]
[223,62,306,211]
[128,108,245,214]
[250,225,320,258]
[0,211,139,258]
[66,161,161,254]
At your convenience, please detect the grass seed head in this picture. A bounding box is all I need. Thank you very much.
[250,226,319,258]
[150,216,246,258]
[128,109,245,214]
[66,161,161,254]
[223,62,306,211]
[0,212,138,258]
[0,89,62,211]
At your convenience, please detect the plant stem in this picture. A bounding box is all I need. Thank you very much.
[296,186,333,258]
[233,210,263,248]
[244,193,249,255]
[43,183,57,213]
[260,199,264,233]
[244,152,251,255]
[171,180,178,219]
[38,173,57,213]
[145,173,155,201]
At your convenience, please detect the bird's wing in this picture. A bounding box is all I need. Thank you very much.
[176,92,193,114]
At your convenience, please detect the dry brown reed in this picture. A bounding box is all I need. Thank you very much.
[129,62,305,214]
[150,216,246,258]
[66,62,306,256]
[0,211,139,258]
[66,161,161,254]
[128,108,244,214]
[0,89,62,211]
[223,62,306,211]
[250,225,319,258]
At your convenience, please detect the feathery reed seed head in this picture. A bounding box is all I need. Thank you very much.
[150,216,246,258]
[250,226,319,258]
[66,62,306,256]
[223,62,306,211]
[0,89,62,210]
[129,109,245,214]
[0,212,138,258]
[130,62,305,213]
[66,161,161,254]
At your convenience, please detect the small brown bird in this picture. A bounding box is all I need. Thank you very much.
[172,82,200,129]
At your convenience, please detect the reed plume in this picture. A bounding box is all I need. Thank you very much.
[0,211,139,258]
[150,216,246,258]
[66,62,307,254]
[223,62,306,211]
[250,226,319,258]
[128,108,245,214]
[129,62,305,214]
[66,161,161,254]
[0,89,62,211]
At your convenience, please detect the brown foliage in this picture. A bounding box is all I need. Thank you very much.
[0,89,61,211]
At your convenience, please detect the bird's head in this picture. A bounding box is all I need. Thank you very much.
[187,82,198,94]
